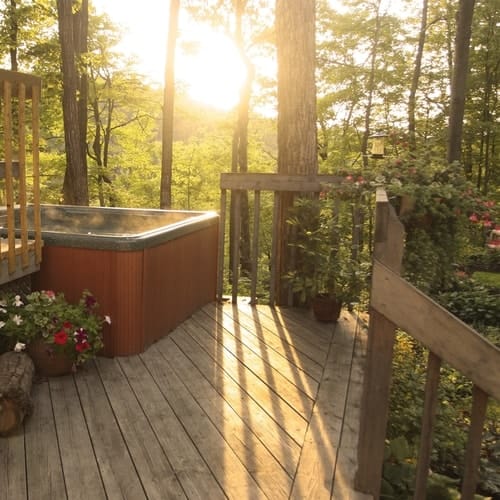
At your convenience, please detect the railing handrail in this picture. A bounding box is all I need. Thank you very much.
[371,260,500,400]
[356,187,499,499]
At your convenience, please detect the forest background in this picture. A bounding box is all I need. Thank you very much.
[1,0,499,497]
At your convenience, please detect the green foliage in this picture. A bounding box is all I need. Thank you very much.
[284,190,371,306]
[435,277,500,335]
[0,290,108,366]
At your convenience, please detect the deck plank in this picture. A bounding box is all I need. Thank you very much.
[290,316,356,499]
[192,308,315,419]
[181,313,309,445]
[250,304,332,365]
[118,355,225,500]
[49,375,106,500]
[74,363,147,499]
[0,303,372,500]
[171,323,301,476]
[140,343,268,499]
[0,422,26,500]
[205,303,320,396]
[24,381,67,500]
[155,335,293,500]
[331,316,372,500]
[95,357,187,500]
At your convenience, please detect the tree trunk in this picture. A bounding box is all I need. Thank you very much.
[57,0,89,205]
[408,0,428,154]
[229,0,253,278]
[160,0,180,209]
[447,0,476,164]
[275,0,317,305]
[0,352,34,436]
[361,0,382,168]
[74,0,89,169]
[7,0,18,72]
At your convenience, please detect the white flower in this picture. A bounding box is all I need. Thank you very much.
[104,315,112,325]
[0,321,5,329]
[0,307,6,314]
[14,342,26,352]
[12,314,23,325]
[0,299,6,307]
[13,295,23,307]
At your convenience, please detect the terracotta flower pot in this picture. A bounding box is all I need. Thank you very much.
[28,339,74,377]
[312,295,342,323]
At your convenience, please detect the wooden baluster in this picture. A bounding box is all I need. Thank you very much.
[414,351,442,499]
[217,188,227,301]
[461,386,488,499]
[18,83,30,269]
[269,191,280,306]
[31,82,42,265]
[231,190,241,303]
[250,190,260,304]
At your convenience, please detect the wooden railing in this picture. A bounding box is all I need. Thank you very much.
[355,189,500,499]
[217,172,346,304]
[0,69,42,284]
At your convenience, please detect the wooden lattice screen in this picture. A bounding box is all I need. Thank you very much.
[0,69,42,284]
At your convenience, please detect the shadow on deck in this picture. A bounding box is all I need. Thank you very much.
[0,302,372,500]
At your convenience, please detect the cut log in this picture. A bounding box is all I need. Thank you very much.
[0,351,35,436]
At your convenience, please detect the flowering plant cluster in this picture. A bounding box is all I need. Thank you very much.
[0,289,110,366]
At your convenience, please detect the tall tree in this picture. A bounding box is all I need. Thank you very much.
[447,0,476,164]
[276,0,317,175]
[408,0,429,153]
[57,0,88,205]
[275,0,317,304]
[160,0,180,209]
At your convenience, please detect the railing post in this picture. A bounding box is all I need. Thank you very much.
[355,189,405,497]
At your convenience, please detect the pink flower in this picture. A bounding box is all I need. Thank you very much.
[469,213,479,222]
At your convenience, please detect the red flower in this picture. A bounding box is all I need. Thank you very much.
[63,321,73,330]
[54,330,69,345]
[75,341,90,352]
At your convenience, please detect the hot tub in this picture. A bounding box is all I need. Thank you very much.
[26,205,219,356]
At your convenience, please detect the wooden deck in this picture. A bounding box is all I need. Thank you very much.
[0,302,372,500]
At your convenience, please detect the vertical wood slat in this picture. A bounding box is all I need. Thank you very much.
[3,81,17,274]
[269,191,280,306]
[414,351,442,499]
[231,190,241,303]
[355,190,405,498]
[18,83,30,268]
[461,386,488,499]
[217,188,227,301]
[32,83,42,264]
[250,190,261,304]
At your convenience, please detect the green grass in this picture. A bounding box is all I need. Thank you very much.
[472,271,500,288]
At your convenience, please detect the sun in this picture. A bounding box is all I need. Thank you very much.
[176,28,247,111]
[92,0,247,111]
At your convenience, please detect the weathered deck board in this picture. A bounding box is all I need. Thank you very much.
[172,322,302,477]
[49,376,107,500]
[0,303,372,500]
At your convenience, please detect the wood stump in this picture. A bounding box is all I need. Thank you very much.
[0,351,34,436]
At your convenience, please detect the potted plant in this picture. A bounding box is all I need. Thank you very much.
[284,194,369,322]
[0,289,110,376]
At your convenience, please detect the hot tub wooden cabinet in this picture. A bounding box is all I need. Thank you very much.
[31,205,219,357]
